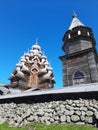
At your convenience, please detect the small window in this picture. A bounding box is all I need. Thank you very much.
[73,71,85,85]
[68,34,71,39]
[78,30,81,35]
[74,71,84,79]
[87,32,90,36]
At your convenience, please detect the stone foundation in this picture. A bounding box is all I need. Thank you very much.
[0,99,98,127]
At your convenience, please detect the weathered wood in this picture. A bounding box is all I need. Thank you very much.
[60,24,98,87]
[8,44,55,91]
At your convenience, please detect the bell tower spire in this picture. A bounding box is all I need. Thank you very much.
[69,12,84,30]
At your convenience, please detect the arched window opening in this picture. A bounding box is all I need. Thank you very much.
[87,31,90,36]
[68,34,71,39]
[78,30,81,35]
[73,71,86,85]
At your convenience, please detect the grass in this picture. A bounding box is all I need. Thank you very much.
[0,122,98,130]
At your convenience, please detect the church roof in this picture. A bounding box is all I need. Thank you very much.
[0,86,10,94]
[69,12,85,30]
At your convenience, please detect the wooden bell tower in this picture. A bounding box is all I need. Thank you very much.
[60,13,98,87]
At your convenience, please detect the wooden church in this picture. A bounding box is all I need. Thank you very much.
[60,13,98,87]
[6,41,55,91]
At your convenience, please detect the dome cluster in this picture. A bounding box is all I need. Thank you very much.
[9,42,55,90]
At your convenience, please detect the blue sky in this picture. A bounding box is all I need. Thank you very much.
[0,0,98,88]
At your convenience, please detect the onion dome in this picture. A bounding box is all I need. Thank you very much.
[39,61,45,66]
[25,56,29,61]
[21,64,29,72]
[32,39,41,50]
[39,51,42,55]
[16,66,20,71]
[24,53,30,57]
[41,55,47,59]
[30,49,34,53]
[43,73,51,79]
[11,73,15,77]
[16,63,20,67]
[32,44,41,50]
[20,56,26,62]
[33,49,39,55]
[44,61,49,66]
[41,55,47,63]
[20,56,25,59]
[48,70,52,75]
[33,53,40,57]
[16,70,24,78]
[52,77,55,80]
[47,66,53,70]
[39,68,47,75]
[51,77,55,83]
[16,63,22,67]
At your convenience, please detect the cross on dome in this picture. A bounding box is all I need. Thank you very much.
[35,38,38,45]
[32,38,41,50]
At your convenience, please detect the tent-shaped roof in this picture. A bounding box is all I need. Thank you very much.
[69,12,85,30]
